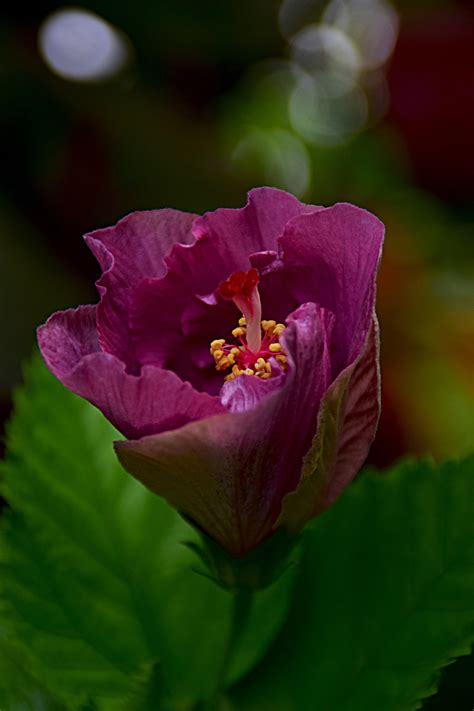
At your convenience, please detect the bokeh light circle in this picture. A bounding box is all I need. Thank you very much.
[323,0,399,69]
[289,72,368,145]
[38,7,128,82]
[290,23,362,80]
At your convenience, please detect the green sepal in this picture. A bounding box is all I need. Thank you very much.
[184,526,304,592]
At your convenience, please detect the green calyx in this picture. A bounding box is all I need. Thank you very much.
[184,526,304,592]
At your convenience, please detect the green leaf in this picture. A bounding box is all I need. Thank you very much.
[231,457,474,711]
[0,357,294,709]
[118,661,171,711]
[0,625,66,710]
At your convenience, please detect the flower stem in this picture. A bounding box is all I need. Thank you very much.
[206,588,253,709]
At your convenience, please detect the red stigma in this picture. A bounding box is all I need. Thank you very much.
[219,268,259,301]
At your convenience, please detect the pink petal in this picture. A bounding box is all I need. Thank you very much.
[115,302,334,555]
[37,305,100,374]
[321,315,381,508]
[38,306,224,440]
[280,203,384,373]
[192,187,319,264]
[85,209,197,370]
[277,314,381,530]
[129,188,319,382]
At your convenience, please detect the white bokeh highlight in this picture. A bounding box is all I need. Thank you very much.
[38,8,128,82]
[322,0,399,70]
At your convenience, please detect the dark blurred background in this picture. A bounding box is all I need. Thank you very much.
[1,0,473,705]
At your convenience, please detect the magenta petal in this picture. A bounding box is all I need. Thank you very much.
[85,209,197,370]
[37,305,100,375]
[277,314,381,530]
[280,203,384,373]
[192,187,319,263]
[320,315,381,509]
[61,357,225,440]
[37,306,224,440]
[129,188,319,380]
[115,302,334,555]
[220,371,285,413]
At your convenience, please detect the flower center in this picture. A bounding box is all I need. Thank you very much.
[210,268,287,382]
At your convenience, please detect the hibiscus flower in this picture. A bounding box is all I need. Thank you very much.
[38,188,384,556]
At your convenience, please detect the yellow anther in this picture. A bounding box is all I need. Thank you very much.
[232,326,246,338]
[216,357,230,371]
[210,339,225,351]
[211,313,285,381]
[261,319,276,332]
